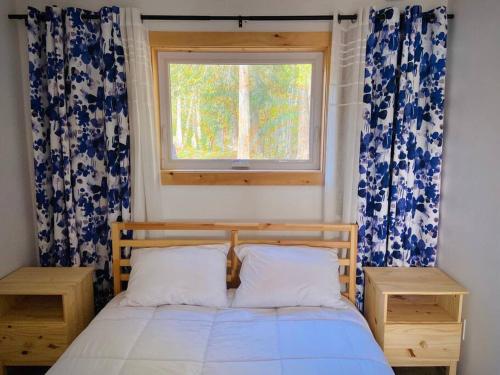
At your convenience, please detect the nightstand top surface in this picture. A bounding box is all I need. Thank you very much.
[0,267,94,294]
[364,267,468,295]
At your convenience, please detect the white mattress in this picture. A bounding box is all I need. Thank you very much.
[48,291,393,375]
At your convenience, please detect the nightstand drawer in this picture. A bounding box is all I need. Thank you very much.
[384,323,462,364]
[0,322,67,363]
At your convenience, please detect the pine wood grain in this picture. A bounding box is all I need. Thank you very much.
[160,170,324,185]
[364,267,468,375]
[0,268,94,368]
[149,31,331,50]
[363,268,468,295]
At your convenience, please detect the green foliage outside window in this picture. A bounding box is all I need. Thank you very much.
[169,63,312,160]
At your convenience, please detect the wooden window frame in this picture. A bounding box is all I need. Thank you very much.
[150,32,331,185]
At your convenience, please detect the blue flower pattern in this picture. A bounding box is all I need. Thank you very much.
[357,6,447,309]
[27,6,130,310]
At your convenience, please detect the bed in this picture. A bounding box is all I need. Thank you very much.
[47,222,394,375]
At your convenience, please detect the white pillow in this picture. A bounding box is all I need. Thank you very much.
[232,244,345,308]
[121,244,230,307]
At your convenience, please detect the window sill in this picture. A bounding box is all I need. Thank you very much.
[160,170,324,185]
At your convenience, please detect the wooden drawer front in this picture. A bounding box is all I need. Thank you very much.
[384,323,462,365]
[0,322,67,363]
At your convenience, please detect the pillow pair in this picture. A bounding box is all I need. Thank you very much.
[121,243,344,309]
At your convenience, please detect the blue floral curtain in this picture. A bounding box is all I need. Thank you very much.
[357,6,448,308]
[27,6,130,309]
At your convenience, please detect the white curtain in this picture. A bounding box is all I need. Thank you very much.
[120,8,164,229]
[323,9,368,225]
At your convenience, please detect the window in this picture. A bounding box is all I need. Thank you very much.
[151,32,330,185]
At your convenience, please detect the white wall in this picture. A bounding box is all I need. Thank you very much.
[18,0,448,35]
[0,0,36,277]
[438,0,500,374]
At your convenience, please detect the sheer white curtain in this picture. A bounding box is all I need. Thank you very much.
[323,9,368,225]
[120,8,163,229]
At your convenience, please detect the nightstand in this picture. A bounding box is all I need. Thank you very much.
[364,267,468,375]
[0,267,94,372]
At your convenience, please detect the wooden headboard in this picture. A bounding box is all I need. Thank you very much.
[112,222,358,303]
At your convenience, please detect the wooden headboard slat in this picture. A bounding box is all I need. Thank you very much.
[112,222,358,303]
[119,257,351,268]
[115,222,355,232]
[119,239,226,247]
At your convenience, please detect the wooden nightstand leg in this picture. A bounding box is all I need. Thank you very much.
[0,362,5,375]
[446,362,458,375]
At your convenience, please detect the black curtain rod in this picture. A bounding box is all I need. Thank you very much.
[7,13,455,26]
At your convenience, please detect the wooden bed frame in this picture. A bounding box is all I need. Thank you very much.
[112,222,358,303]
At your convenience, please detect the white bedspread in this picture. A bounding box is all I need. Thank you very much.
[48,292,393,375]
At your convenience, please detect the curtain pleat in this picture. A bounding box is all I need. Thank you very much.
[357,6,447,309]
[324,8,368,227]
[120,8,164,240]
[388,6,448,267]
[357,8,401,309]
[27,6,130,309]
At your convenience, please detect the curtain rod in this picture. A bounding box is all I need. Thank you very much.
[7,13,455,28]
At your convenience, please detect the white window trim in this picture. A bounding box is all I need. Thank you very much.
[157,51,324,171]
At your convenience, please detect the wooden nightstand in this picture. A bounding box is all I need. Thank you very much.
[0,267,94,372]
[364,267,468,375]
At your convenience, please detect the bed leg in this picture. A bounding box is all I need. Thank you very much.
[446,362,457,375]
